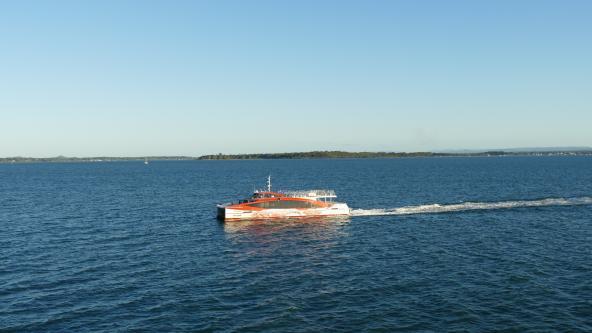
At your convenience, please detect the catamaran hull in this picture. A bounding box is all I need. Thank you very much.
[217,203,350,221]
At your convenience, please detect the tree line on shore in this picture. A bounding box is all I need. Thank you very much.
[197,150,587,160]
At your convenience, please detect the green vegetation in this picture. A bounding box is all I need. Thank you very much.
[198,151,445,160]
[197,150,591,160]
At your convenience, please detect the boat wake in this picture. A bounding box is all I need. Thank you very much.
[350,196,592,217]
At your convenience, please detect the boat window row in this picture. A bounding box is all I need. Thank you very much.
[247,200,319,209]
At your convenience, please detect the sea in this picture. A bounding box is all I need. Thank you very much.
[1,156,591,332]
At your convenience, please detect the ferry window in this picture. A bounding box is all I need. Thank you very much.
[247,200,318,209]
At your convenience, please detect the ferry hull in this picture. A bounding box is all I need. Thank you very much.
[217,203,350,221]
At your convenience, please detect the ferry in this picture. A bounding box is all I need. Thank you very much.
[217,176,351,221]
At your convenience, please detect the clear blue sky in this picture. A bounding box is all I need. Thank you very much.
[1,0,591,157]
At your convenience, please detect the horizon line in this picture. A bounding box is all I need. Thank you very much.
[2,146,592,159]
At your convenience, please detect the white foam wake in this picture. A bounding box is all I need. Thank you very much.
[350,196,592,217]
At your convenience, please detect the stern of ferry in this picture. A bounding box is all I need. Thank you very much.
[216,204,227,220]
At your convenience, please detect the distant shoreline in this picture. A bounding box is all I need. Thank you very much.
[0,156,197,164]
[2,150,592,164]
[197,150,592,160]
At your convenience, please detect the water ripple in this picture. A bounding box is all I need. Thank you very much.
[1,159,592,332]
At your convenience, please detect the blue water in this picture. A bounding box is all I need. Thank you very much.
[1,157,591,332]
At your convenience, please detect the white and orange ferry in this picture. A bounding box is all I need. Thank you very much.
[217,176,350,221]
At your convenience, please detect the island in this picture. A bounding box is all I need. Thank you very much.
[197,150,592,160]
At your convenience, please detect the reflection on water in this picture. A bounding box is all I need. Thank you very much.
[219,216,353,284]
[221,216,351,257]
